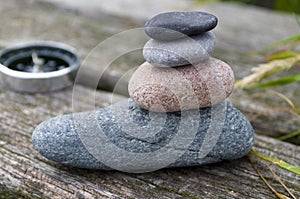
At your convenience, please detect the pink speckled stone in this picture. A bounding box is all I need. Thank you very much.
[128,57,234,112]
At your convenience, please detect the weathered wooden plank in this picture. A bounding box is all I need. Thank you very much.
[0,1,299,198]
[0,86,299,199]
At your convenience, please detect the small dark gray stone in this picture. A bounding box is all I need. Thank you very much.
[145,12,218,41]
[143,32,215,67]
[32,99,254,172]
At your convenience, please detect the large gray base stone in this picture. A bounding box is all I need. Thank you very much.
[32,99,254,172]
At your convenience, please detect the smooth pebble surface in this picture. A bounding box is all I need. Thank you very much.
[32,99,254,171]
[145,11,218,41]
[129,58,234,112]
[143,32,216,67]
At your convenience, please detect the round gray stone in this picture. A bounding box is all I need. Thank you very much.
[32,99,254,171]
[143,32,216,67]
[145,11,218,41]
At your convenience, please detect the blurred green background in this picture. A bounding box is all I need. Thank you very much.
[205,0,300,13]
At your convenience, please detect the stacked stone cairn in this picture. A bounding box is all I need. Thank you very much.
[130,12,231,112]
[32,12,255,172]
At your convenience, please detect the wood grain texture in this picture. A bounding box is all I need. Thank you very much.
[0,86,299,199]
[0,0,299,198]
[230,89,300,145]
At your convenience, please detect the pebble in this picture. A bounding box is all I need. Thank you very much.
[145,11,218,41]
[128,58,234,112]
[32,99,254,172]
[143,32,216,67]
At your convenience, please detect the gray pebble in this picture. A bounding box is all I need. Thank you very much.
[145,11,218,41]
[143,32,216,67]
[32,99,254,172]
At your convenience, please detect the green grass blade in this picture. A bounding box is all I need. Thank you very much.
[266,51,297,61]
[258,66,286,81]
[277,129,300,140]
[250,150,300,176]
[293,13,300,28]
[251,74,300,89]
[263,34,300,51]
